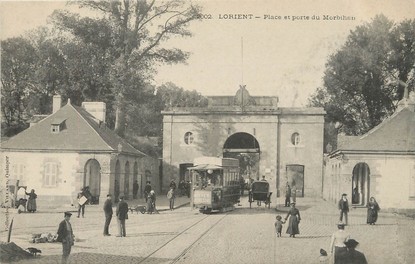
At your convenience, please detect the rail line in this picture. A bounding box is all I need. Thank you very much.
[138,213,229,264]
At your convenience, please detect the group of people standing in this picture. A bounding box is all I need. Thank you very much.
[328,193,379,263]
[273,192,379,263]
[337,193,381,226]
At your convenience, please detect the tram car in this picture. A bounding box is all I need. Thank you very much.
[190,157,241,213]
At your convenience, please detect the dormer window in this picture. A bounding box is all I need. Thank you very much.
[51,124,60,133]
[51,118,66,134]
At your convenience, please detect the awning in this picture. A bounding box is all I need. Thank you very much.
[188,164,223,170]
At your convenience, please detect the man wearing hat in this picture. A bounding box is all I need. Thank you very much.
[57,211,74,263]
[337,239,368,264]
[103,194,113,236]
[116,196,129,237]
[338,193,349,225]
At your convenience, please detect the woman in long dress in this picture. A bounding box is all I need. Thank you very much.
[25,189,37,213]
[284,202,301,238]
[367,197,380,225]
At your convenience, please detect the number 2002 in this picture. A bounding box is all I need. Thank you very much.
[198,14,213,19]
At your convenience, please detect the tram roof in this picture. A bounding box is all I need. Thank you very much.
[188,164,223,170]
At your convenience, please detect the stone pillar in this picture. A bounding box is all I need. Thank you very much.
[99,156,112,205]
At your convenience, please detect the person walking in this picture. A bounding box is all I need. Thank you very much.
[284,202,301,238]
[147,190,157,214]
[116,196,128,237]
[169,179,177,192]
[167,187,175,211]
[367,197,380,225]
[285,183,291,207]
[239,176,245,196]
[329,222,350,264]
[25,188,37,213]
[77,187,87,218]
[337,239,368,264]
[338,193,349,225]
[103,194,113,236]
[133,180,139,199]
[57,211,74,264]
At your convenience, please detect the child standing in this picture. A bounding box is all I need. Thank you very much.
[275,215,285,237]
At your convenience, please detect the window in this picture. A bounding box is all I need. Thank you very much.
[43,162,58,187]
[11,164,25,181]
[51,118,66,133]
[291,132,301,146]
[51,124,60,133]
[184,132,194,145]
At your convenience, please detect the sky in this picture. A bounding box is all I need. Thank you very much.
[1,0,415,106]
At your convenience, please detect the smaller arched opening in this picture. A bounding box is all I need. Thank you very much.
[125,161,130,199]
[84,159,101,204]
[115,160,121,201]
[351,163,370,206]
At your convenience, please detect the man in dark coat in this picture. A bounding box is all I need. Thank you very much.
[132,180,139,199]
[116,196,128,237]
[337,239,368,264]
[57,212,74,263]
[338,193,350,225]
[103,194,113,236]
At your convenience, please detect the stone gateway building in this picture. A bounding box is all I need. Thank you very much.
[162,86,325,202]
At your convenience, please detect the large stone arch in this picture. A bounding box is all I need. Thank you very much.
[223,132,260,180]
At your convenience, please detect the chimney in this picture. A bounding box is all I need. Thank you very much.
[82,102,106,123]
[53,95,62,113]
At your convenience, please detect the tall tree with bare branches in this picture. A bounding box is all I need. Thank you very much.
[52,0,201,136]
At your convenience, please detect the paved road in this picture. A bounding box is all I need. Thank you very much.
[1,195,413,264]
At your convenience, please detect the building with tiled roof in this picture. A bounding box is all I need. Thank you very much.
[1,96,160,208]
[323,91,415,210]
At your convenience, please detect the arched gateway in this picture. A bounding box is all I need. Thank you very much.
[223,132,260,180]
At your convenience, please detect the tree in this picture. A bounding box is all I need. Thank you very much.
[1,37,37,136]
[309,15,415,136]
[52,0,201,137]
[125,82,208,137]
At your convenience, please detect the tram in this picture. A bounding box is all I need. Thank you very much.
[190,157,241,213]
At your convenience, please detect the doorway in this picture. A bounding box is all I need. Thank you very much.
[352,163,370,206]
[286,165,304,197]
[84,159,101,204]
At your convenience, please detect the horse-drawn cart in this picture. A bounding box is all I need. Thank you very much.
[248,181,272,209]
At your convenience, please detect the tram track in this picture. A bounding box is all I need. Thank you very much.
[138,213,229,264]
